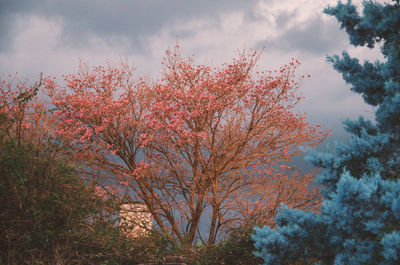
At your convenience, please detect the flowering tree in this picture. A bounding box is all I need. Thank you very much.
[45,63,151,178]
[0,73,57,149]
[234,165,321,228]
[46,48,327,245]
[252,1,400,264]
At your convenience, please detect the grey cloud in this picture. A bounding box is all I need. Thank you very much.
[0,0,260,52]
[0,0,37,51]
[0,16,13,52]
[266,14,348,55]
[275,9,297,28]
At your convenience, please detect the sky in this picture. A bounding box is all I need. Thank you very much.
[0,0,385,142]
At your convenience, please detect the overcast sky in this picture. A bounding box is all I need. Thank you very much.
[0,0,385,142]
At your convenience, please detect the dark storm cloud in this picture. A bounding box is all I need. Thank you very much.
[0,0,38,51]
[267,14,348,55]
[0,0,259,52]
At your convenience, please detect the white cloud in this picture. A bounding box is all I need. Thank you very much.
[0,15,154,79]
[221,11,244,34]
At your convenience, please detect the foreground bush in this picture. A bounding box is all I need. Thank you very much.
[130,225,263,265]
[0,74,138,264]
[0,138,137,264]
[196,225,264,265]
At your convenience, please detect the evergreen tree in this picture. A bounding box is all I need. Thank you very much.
[252,1,400,264]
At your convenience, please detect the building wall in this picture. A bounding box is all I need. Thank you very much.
[119,203,153,238]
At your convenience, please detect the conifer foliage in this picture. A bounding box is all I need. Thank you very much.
[252,1,400,264]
